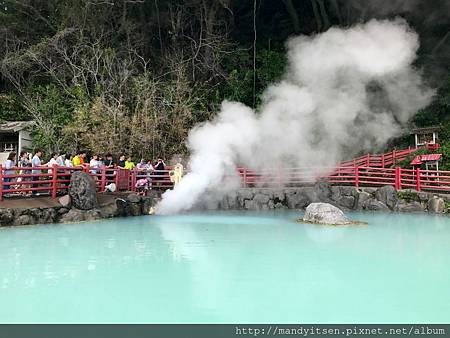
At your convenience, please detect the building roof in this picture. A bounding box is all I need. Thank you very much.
[410,126,441,135]
[410,154,442,165]
[0,121,34,133]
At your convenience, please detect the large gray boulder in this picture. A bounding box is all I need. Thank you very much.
[0,208,15,226]
[69,171,99,210]
[356,191,372,210]
[285,188,314,209]
[375,185,398,210]
[364,199,390,211]
[302,202,351,225]
[395,201,425,212]
[428,196,445,213]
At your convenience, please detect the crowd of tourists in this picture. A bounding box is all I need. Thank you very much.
[1,149,183,197]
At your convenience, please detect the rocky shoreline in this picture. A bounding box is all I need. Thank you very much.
[0,171,158,227]
[213,183,448,214]
[0,192,158,227]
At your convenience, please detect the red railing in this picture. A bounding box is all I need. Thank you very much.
[2,162,450,202]
[237,166,450,193]
[0,165,175,201]
[338,147,420,168]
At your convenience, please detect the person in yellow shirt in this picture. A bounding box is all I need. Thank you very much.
[124,156,135,170]
[170,162,184,186]
[72,152,81,166]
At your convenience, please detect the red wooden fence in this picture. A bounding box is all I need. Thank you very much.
[1,161,450,201]
[0,165,175,201]
[237,166,450,193]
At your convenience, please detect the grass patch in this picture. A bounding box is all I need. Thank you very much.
[397,191,420,202]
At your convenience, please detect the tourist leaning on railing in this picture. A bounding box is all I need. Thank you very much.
[48,153,59,174]
[19,151,32,195]
[31,149,44,196]
[89,154,100,174]
[117,155,126,169]
[64,154,73,167]
[124,156,135,170]
[3,152,17,197]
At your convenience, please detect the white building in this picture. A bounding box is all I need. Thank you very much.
[411,126,440,149]
[0,121,34,163]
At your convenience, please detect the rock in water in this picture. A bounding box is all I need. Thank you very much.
[302,202,351,225]
[428,196,445,213]
[69,171,99,210]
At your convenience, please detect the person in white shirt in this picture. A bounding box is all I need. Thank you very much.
[56,153,66,167]
[47,153,59,174]
[31,149,43,196]
[64,154,73,167]
[89,154,100,174]
[3,151,17,196]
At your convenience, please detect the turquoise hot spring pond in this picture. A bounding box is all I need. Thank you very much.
[0,211,449,323]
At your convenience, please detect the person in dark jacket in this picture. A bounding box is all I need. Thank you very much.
[154,158,166,189]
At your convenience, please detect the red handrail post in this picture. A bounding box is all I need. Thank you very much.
[355,166,359,189]
[366,153,370,166]
[416,168,421,192]
[0,164,3,201]
[131,168,137,192]
[392,149,396,166]
[243,168,247,188]
[395,166,402,190]
[381,154,385,167]
[100,165,107,192]
[51,164,58,198]
[115,168,120,189]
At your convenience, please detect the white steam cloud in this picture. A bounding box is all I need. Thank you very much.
[157,19,434,214]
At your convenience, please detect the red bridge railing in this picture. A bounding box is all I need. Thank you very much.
[237,166,450,193]
[0,165,175,201]
[1,163,450,202]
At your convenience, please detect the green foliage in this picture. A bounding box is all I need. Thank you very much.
[397,191,420,202]
[0,0,449,162]
[0,93,29,122]
[396,148,430,168]
[25,84,75,154]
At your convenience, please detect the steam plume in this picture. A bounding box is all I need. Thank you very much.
[157,19,434,214]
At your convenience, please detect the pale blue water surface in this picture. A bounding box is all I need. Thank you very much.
[0,211,449,323]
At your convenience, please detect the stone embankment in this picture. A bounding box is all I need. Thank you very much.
[214,183,450,214]
[0,171,157,227]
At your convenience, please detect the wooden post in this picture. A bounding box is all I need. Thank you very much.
[355,166,359,189]
[395,166,402,190]
[131,168,137,192]
[101,165,107,192]
[416,167,421,192]
[115,168,120,190]
[51,164,58,198]
[243,168,247,188]
[0,164,3,201]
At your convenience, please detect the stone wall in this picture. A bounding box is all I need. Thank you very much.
[2,184,449,227]
[0,193,158,227]
[214,183,450,214]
